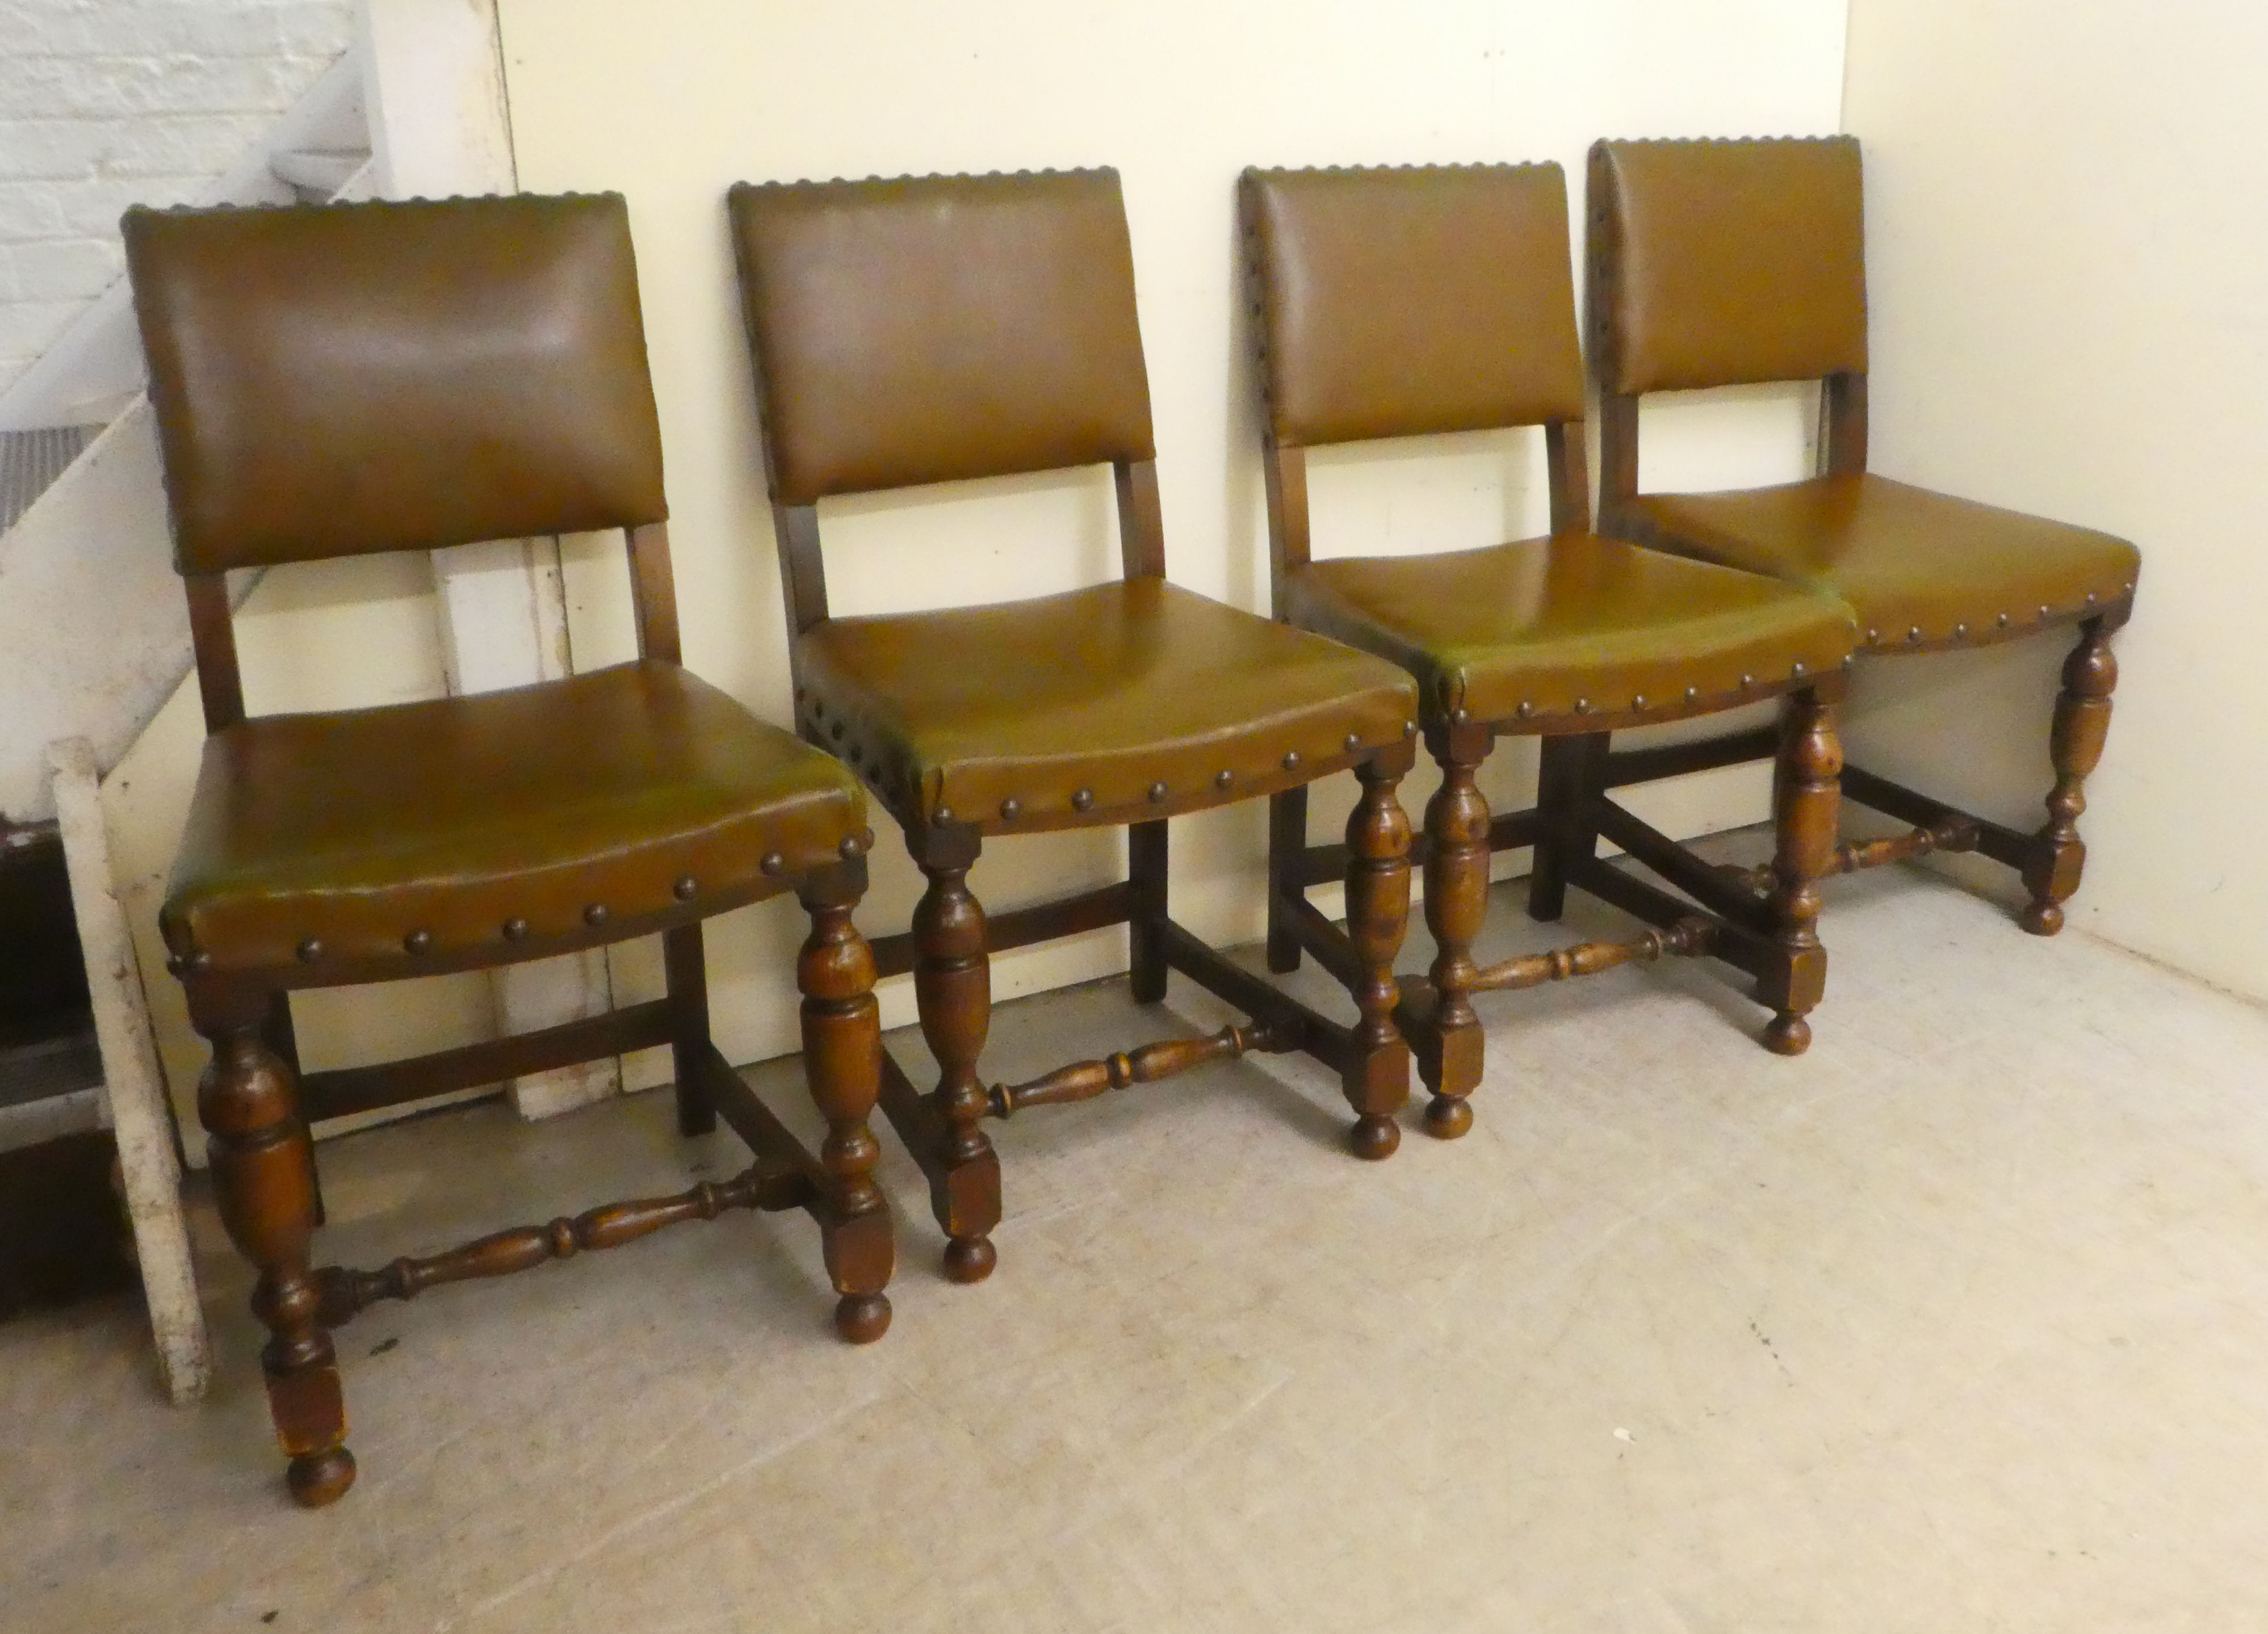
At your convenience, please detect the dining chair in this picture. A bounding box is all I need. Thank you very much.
[1587,137,2139,935]
[126,192,892,1507]
[1241,162,1859,1133]
[728,167,1422,1282]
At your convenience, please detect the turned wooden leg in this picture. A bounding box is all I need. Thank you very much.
[796,871,893,1343]
[915,848,999,1282]
[1762,685,1843,1056]
[1341,757,1414,1160]
[2022,618,2118,936]
[199,1018,353,1507]
[1129,819,1169,1003]
[1266,788,1308,974]
[1529,732,1606,922]
[1420,723,1493,1139]
[664,925,719,1137]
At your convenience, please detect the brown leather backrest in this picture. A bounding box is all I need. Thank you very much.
[1589,137,1867,395]
[125,193,666,574]
[727,169,1156,505]
[1242,163,1587,447]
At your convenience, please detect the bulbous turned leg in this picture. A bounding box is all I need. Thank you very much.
[2022,618,2118,936]
[1420,724,1493,1139]
[199,1020,354,1506]
[797,871,894,1343]
[1762,685,1843,1056]
[1342,757,1414,1159]
[915,852,999,1282]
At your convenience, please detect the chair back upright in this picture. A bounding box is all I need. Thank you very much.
[1586,137,1871,503]
[123,192,676,729]
[727,168,1164,636]
[1238,162,1594,600]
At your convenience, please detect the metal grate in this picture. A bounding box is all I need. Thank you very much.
[0,426,99,535]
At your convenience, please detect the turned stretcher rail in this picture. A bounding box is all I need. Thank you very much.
[312,1161,812,1326]
[1716,814,1981,895]
[986,1016,1302,1118]
[1471,915,1717,993]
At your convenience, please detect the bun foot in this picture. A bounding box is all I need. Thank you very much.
[286,1446,356,1509]
[1423,1095,1473,1140]
[834,1291,892,1344]
[1349,1114,1401,1161]
[2019,901,2064,936]
[1762,1013,1813,1057]
[942,1234,996,1284]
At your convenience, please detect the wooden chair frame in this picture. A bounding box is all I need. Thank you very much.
[169,518,892,1507]
[1259,412,1846,1137]
[766,459,1418,1284]
[1591,189,2129,939]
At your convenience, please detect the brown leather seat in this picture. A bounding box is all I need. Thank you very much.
[125,192,892,1511]
[800,578,1412,834]
[730,169,1422,1286]
[1287,535,1853,725]
[1589,136,2139,934]
[167,661,862,973]
[1242,162,1857,1124]
[1621,473,2137,653]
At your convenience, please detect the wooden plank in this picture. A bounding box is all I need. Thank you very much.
[1601,725,1776,789]
[300,998,673,1123]
[869,880,1135,979]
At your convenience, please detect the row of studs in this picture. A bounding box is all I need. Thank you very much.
[1859,583,2135,649]
[167,831,877,973]
[1447,656,1838,726]
[929,721,1420,826]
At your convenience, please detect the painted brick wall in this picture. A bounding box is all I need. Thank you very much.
[0,0,353,395]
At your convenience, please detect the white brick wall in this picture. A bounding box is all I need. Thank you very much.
[0,0,354,396]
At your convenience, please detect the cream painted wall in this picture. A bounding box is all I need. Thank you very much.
[496,0,1850,1070]
[1841,2,2268,1002]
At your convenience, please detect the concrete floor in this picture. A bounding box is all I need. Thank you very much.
[6,857,2268,1633]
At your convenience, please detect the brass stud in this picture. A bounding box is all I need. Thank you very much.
[999,797,1021,821]
[2085,590,2098,606]
[1343,730,1362,751]
[404,929,433,955]
[673,876,698,900]
[1997,611,2011,628]
[1401,720,1416,738]
[1632,695,1648,711]
[2122,580,2135,595]
[1072,788,1095,811]
[1791,661,1807,679]
[2038,604,2051,620]
[1214,769,1234,789]
[1842,653,1856,669]
[933,807,955,825]
[1452,707,1470,724]
[583,904,609,926]
[1573,698,1591,713]
[164,953,186,976]
[1953,623,1968,640]
[1865,628,1880,645]
[1148,781,1168,802]
[838,834,863,860]
[1906,627,1923,644]
[1684,685,1700,703]
[760,852,785,876]
[296,936,322,964]
[1516,701,1535,718]
[188,951,210,973]
[1739,673,1754,688]
[1281,750,1301,770]
[502,917,529,940]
